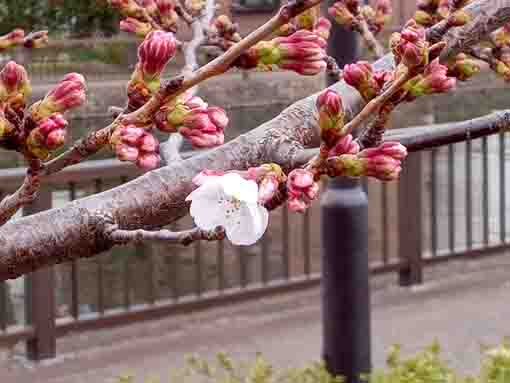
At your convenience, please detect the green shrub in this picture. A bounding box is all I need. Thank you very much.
[113,343,510,383]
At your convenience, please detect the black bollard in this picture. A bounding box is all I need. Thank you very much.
[320,4,372,382]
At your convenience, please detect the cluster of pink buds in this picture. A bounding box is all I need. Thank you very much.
[244,30,326,76]
[155,92,228,148]
[29,73,87,122]
[287,169,320,213]
[26,114,69,159]
[0,29,25,51]
[316,89,345,149]
[343,61,387,102]
[328,134,360,157]
[447,53,481,81]
[404,59,456,100]
[156,0,180,31]
[127,30,177,109]
[110,125,161,170]
[414,0,471,27]
[328,142,407,181]
[390,21,429,69]
[0,61,31,116]
[214,15,241,42]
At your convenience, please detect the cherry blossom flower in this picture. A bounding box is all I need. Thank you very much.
[186,173,269,246]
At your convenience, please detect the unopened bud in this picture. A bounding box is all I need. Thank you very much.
[0,61,31,111]
[343,61,381,102]
[287,169,319,213]
[30,73,86,121]
[316,89,345,148]
[120,18,153,37]
[448,53,480,81]
[0,29,25,51]
[404,59,456,98]
[23,30,49,49]
[138,31,177,80]
[328,2,356,28]
[26,113,69,159]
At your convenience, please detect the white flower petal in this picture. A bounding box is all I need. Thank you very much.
[187,179,227,230]
[225,202,268,246]
[222,173,258,203]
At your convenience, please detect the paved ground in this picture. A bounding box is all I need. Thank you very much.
[1,255,510,383]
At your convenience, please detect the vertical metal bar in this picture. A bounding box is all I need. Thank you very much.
[430,149,438,257]
[95,179,104,315]
[398,153,424,286]
[69,183,79,319]
[146,245,156,304]
[482,136,490,246]
[303,209,311,276]
[500,132,506,243]
[466,139,473,249]
[381,183,389,265]
[217,240,225,291]
[195,242,203,296]
[0,281,7,331]
[261,233,270,284]
[170,222,180,301]
[120,176,131,310]
[282,204,290,280]
[239,247,248,288]
[24,189,56,360]
[322,13,370,383]
[448,145,455,253]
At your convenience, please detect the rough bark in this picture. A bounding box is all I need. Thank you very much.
[0,0,509,281]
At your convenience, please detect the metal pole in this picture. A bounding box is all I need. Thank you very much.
[321,3,371,382]
[24,188,56,361]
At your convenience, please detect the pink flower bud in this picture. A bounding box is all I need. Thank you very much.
[390,21,428,68]
[139,133,159,152]
[287,169,319,213]
[120,18,153,37]
[138,31,177,79]
[32,73,87,120]
[0,29,25,50]
[343,61,381,101]
[156,0,176,14]
[359,141,408,181]
[359,141,407,160]
[176,106,228,148]
[26,113,69,158]
[207,107,229,129]
[405,59,456,98]
[0,61,31,108]
[329,134,360,156]
[46,129,67,150]
[116,143,140,162]
[137,152,161,170]
[314,17,332,41]
[316,89,345,148]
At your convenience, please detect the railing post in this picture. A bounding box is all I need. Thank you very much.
[398,152,424,286]
[24,188,56,361]
[321,4,371,382]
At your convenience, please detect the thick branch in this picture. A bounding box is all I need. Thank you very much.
[0,0,507,281]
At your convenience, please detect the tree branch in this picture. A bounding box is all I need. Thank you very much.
[0,160,42,226]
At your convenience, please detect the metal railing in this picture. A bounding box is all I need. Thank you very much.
[0,127,507,359]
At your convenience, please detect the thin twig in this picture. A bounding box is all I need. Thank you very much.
[355,18,385,59]
[343,67,412,136]
[0,160,42,226]
[106,224,226,246]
